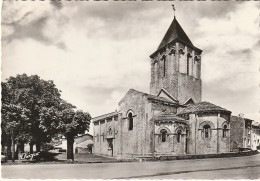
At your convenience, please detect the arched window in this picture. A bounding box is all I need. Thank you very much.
[161,129,167,142]
[169,48,175,55]
[154,61,158,78]
[187,53,191,75]
[203,125,211,138]
[179,49,184,57]
[177,130,182,143]
[163,58,166,77]
[223,125,228,138]
[108,127,113,136]
[128,112,133,130]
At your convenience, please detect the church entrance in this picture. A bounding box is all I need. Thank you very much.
[107,138,113,157]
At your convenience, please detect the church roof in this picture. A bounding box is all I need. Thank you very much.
[125,89,179,105]
[177,101,231,115]
[152,112,187,124]
[158,17,193,50]
[150,17,202,57]
[92,111,119,123]
[147,94,178,105]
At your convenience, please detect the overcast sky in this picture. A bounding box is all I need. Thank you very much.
[2,1,260,126]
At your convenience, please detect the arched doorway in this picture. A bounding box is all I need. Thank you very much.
[107,139,113,157]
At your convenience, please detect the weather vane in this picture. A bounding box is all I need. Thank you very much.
[172,4,176,17]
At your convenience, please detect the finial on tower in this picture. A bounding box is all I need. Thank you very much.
[172,4,176,18]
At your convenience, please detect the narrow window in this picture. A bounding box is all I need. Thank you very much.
[203,125,211,138]
[187,54,191,75]
[108,127,113,136]
[163,58,166,77]
[128,112,133,130]
[161,129,167,142]
[177,130,182,143]
[223,125,228,138]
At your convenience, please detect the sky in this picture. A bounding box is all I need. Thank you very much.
[2,1,260,129]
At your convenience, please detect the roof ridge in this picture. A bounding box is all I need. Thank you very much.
[177,101,231,115]
[157,17,193,50]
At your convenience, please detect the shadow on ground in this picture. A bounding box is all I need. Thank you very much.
[56,153,117,163]
[2,153,118,165]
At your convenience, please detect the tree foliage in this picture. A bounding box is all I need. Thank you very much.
[2,74,91,161]
[1,74,63,149]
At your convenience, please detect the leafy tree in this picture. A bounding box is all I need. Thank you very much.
[57,109,91,161]
[1,103,30,161]
[2,74,62,153]
[2,74,92,162]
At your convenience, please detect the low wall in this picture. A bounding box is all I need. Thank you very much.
[136,150,259,162]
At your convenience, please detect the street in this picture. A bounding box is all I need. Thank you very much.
[2,154,260,179]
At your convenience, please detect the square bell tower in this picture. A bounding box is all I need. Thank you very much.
[150,16,202,104]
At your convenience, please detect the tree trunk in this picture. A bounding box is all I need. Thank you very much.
[29,142,34,154]
[7,142,12,160]
[36,142,41,152]
[66,133,74,161]
[11,130,15,162]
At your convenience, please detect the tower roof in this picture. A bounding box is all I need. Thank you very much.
[158,17,193,50]
[150,17,202,57]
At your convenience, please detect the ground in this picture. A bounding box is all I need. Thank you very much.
[2,154,260,179]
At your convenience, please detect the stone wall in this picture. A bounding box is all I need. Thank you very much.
[150,42,202,104]
[177,73,201,104]
[118,89,150,158]
[92,115,119,157]
[230,116,244,150]
[188,113,230,154]
[154,121,187,155]
[150,45,178,99]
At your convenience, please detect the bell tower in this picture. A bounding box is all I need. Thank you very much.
[150,12,202,104]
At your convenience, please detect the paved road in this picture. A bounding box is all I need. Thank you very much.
[2,154,260,179]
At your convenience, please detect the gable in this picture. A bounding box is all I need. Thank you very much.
[183,98,195,106]
[118,89,147,106]
[157,89,178,103]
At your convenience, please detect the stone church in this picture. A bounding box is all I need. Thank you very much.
[92,14,231,159]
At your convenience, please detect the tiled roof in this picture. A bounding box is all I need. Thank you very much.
[158,17,193,50]
[92,111,119,123]
[152,112,187,124]
[177,101,231,115]
[150,17,202,57]
[128,89,179,105]
[147,94,178,105]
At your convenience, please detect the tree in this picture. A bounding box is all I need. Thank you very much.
[2,74,92,162]
[1,103,30,161]
[2,74,62,153]
[58,109,91,161]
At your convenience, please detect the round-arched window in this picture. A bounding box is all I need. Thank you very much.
[203,125,211,138]
[223,125,228,138]
[187,53,191,75]
[177,130,182,143]
[161,129,167,142]
[128,112,133,130]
